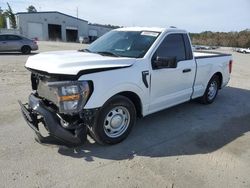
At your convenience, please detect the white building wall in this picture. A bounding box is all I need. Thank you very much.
[16,12,88,41]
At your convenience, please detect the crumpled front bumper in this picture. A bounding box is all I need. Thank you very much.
[19,94,87,147]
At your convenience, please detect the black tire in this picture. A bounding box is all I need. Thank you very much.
[89,95,136,145]
[21,46,31,54]
[198,75,220,104]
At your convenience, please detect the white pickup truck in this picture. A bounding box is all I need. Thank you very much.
[19,27,233,146]
[238,47,250,54]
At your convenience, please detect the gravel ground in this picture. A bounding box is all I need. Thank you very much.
[0,42,250,188]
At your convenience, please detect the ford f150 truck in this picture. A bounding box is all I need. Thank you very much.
[19,27,233,146]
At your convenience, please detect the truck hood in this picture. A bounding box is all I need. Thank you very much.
[25,50,135,75]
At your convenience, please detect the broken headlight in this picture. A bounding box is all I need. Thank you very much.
[42,81,92,114]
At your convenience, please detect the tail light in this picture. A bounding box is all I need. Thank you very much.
[229,60,233,73]
[32,37,38,44]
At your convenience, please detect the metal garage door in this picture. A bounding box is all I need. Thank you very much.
[28,22,43,40]
[89,30,98,42]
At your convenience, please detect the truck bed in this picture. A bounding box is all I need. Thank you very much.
[194,51,231,59]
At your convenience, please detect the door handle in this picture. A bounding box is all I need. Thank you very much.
[182,68,191,73]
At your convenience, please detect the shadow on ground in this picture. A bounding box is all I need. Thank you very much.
[56,86,250,161]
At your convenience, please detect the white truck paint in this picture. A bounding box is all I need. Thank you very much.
[21,27,233,146]
[239,48,250,53]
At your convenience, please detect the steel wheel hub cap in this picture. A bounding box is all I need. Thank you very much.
[103,106,130,138]
[110,115,123,129]
[208,81,217,100]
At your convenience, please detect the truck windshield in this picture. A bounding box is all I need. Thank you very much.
[86,30,160,58]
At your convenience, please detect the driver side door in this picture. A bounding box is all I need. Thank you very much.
[149,33,196,113]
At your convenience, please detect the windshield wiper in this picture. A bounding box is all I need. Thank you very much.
[96,51,120,57]
[79,49,120,57]
[78,49,92,53]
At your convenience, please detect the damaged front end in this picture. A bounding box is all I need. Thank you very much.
[19,71,95,147]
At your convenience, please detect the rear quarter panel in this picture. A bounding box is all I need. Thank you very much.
[192,55,232,99]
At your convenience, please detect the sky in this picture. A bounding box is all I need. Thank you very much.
[0,0,249,33]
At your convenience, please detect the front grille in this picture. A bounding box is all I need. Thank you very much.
[31,73,39,90]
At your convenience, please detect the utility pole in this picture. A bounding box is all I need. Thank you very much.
[76,6,79,43]
[76,7,78,19]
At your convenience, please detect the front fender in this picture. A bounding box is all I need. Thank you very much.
[78,60,150,115]
[84,82,146,110]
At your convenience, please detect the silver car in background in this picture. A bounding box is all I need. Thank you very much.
[0,34,38,54]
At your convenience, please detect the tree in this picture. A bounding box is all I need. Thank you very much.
[0,6,7,28]
[4,3,16,29]
[27,5,37,13]
[190,29,250,48]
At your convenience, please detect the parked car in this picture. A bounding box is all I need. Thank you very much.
[211,46,219,50]
[238,48,250,54]
[232,48,241,52]
[193,45,212,50]
[0,34,38,54]
[19,27,233,146]
[193,45,200,50]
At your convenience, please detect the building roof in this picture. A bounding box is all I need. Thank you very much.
[16,11,88,23]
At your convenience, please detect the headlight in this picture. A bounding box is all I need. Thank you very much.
[45,81,92,114]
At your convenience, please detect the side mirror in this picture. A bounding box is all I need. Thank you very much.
[152,56,177,69]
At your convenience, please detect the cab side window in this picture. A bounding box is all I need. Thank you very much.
[0,35,7,41]
[155,34,186,62]
[7,35,22,41]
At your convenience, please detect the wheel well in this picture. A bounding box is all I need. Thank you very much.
[21,45,31,50]
[214,72,223,88]
[116,91,142,118]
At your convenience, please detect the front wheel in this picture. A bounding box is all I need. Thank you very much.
[198,75,220,104]
[89,95,136,145]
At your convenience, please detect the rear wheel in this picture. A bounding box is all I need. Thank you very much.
[89,95,136,145]
[198,75,220,104]
[21,46,31,54]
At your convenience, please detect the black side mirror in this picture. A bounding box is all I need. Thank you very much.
[152,56,177,69]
